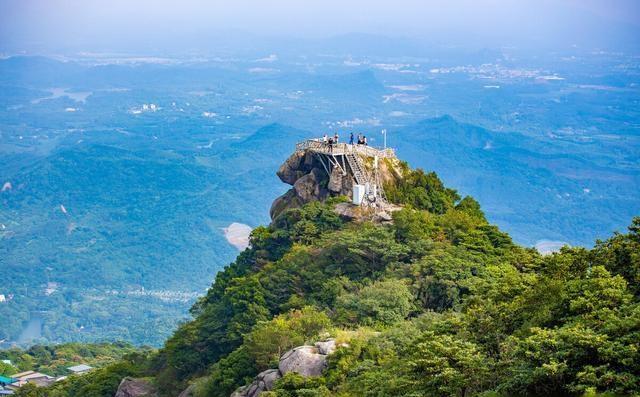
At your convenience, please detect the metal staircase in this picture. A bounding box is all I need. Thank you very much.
[345,152,368,186]
[297,139,393,208]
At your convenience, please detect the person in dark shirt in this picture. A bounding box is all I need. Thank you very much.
[349,132,354,145]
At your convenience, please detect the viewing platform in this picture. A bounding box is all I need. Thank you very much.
[294,138,396,209]
[295,139,396,159]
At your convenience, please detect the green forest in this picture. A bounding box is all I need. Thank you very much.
[9,166,640,397]
[0,342,144,376]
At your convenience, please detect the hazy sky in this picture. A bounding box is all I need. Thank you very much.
[1,0,638,54]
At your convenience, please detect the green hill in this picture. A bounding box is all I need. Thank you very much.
[11,155,640,397]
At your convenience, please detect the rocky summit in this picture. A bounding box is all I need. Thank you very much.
[271,148,403,220]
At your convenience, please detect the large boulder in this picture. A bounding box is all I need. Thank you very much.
[279,346,327,377]
[327,167,344,193]
[272,155,334,220]
[114,377,157,397]
[270,189,302,220]
[231,386,248,397]
[277,151,305,184]
[245,369,281,397]
[293,172,320,203]
[270,151,339,220]
[230,339,347,397]
[230,369,281,397]
[334,202,361,220]
[270,147,402,221]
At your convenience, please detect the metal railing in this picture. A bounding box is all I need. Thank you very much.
[295,139,395,158]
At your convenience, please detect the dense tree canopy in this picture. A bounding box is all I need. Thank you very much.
[12,168,640,397]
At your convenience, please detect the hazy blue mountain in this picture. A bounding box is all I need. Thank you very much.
[394,115,640,246]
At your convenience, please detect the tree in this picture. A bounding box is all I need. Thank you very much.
[392,207,438,242]
[455,196,487,222]
[409,332,492,397]
[245,307,331,369]
[591,217,640,297]
[197,346,257,397]
[335,279,414,327]
[0,361,17,376]
[385,168,460,214]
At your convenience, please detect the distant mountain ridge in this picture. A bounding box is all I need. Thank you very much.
[392,115,640,246]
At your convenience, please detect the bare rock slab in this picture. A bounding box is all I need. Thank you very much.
[279,346,327,377]
[230,369,281,397]
[114,377,157,397]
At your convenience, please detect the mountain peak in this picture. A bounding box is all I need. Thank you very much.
[270,140,403,220]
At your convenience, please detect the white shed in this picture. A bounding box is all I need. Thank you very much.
[352,184,366,205]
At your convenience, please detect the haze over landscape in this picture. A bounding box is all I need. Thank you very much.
[0,0,638,375]
[2,0,640,52]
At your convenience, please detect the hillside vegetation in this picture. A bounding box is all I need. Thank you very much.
[13,165,640,397]
[0,342,144,377]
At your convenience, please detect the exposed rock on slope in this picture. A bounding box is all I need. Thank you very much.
[231,369,281,397]
[271,150,403,220]
[278,345,327,377]
[231,339,342,397]
[114,377,157,397]
[270,151,335,219]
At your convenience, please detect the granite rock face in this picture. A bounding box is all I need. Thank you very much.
[278,345,327,377]
[293,170,322,203]
[231,369,281,397]
[271,151,351,220]
[269,189,302,220]
[327,166,344,193]
[230,339,342,397]
[271,149,402,220]
[277,151,307,185]
[333,202,401,223]
[114,377,157,397]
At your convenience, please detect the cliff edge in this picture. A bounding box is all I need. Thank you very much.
[270,148,403,220]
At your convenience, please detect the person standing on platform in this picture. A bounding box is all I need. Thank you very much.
[349,132,354,145]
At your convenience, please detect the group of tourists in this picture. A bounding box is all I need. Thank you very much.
[354,133,368,145]
[322,132,367,151]
[322,133,340,146]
